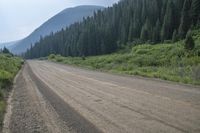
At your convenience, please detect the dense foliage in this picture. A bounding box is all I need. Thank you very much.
[24,0,200,59]
[48,30,200,85]
[0,54,22,128]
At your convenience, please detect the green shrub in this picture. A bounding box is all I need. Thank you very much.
[0,53,22,129]
[56,58,63,62]
[48,54,56,59]
[49,37,200,85]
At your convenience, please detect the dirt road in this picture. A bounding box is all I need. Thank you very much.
[3,60,200,133]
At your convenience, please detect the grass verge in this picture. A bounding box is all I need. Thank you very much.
[48,30,200,85]
[0,54,23,130]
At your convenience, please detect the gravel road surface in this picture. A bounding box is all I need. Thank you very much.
[3,60,200,133]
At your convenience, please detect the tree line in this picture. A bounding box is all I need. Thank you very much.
[0,47,11,54]
[24,0,200,59]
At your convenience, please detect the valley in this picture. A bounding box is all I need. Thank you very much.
[1,0,200,132]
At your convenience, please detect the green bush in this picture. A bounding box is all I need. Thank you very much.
[0,70,12,88]
[48,38,200,85]
[0,53,22,130]
[48,54,56,59]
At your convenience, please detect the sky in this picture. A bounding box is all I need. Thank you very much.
[0,0,119,43]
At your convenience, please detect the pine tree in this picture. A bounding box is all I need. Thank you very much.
[121,24,127,44]
[174,0,185,28]
[141,0,147,23]
[179,0,192,39]
[160,0,168,23]
[190,0,200,26]
[185,30,195,50]
[140,18,151,41]
[152,19,161,43]
[172,30,179,42]
[161,0,175,41]
[128,20,133,42]
[2,47,10,54]
[140,26,148,41]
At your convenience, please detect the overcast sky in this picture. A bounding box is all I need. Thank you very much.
[0,0,119,43]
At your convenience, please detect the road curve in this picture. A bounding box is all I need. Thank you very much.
[4,60,200,133]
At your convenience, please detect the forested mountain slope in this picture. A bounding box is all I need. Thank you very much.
[11,5,103,54]
[24,0,200,59]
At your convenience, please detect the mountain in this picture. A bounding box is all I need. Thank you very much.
[24,0,200,59]
[0,41,20,49]
[11,5,104,54]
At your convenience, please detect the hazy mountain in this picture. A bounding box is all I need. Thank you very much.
[10,5,104,54]
[0,41,20,49]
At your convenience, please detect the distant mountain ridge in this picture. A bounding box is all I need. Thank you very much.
[0,40,19,49]
[10,5,104,54]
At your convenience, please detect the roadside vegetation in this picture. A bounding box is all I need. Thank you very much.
[48,30,200,85]
[0,49,23,129]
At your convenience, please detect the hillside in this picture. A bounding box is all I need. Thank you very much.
[24,0,200,59]
[11,5,104,54]
[48,29,200,85]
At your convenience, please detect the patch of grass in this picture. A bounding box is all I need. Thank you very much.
[0,54,23,129]
[49,30,200,85]
[0,101,6,127]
